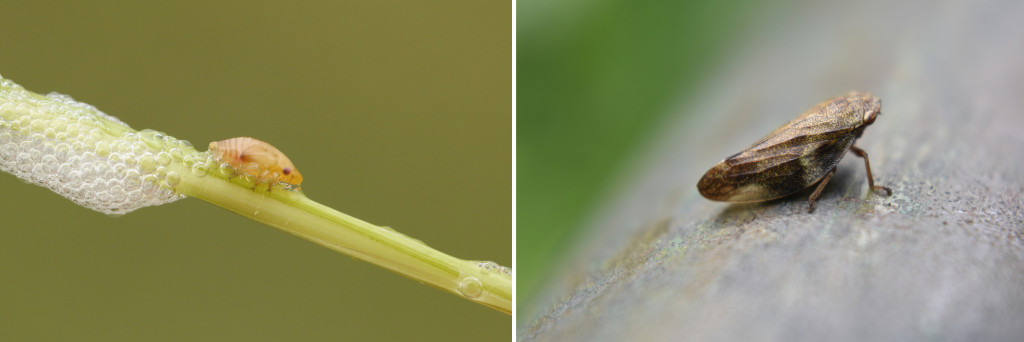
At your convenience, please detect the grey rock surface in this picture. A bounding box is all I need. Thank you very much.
[520,0,1024,341]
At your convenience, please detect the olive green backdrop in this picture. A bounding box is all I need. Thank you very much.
[1,1,510,341]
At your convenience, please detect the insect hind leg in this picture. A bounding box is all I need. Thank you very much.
[807,167,837,213]
[849,145,893,196]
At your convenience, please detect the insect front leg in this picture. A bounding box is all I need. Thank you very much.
[807,167,837,213]
[849,145,893,196]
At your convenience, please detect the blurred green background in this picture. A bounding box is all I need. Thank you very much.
[518,0,771,310]
[1,1,510,341]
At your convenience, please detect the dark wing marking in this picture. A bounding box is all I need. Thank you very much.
[721,139,830,181]
[703,132,857,202]
[794,134,856,185]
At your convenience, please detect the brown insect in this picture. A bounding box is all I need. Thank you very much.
[208,137,303,188]
[697,92,892,212]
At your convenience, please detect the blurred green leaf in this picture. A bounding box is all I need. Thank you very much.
[517,0,768,307]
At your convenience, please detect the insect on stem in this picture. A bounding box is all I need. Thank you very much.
[208,137,304,192]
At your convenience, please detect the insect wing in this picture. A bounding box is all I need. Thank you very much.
[698,110,860,202]
[743,108,859,154]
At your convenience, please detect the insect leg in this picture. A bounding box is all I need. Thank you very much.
[807,167,837,213]
[849,145,893,196]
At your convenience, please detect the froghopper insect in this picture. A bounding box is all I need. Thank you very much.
[209,137,303,189]
[697,92,892,212]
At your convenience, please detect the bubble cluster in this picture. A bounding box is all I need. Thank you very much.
[0,75,184,215]
[478,261,514,278]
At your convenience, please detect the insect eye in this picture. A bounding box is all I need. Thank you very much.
[864,110,879,124]
[282,168,291,175]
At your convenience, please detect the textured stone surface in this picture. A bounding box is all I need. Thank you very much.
[520,0,1024,341]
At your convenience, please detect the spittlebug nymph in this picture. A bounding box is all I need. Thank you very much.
[208,137,303,189]
[697,92,892,212]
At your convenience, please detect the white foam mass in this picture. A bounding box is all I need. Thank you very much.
[0,76,184,215]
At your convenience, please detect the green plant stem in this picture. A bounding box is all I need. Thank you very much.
[172,163,513,314]
[1,75,510,314]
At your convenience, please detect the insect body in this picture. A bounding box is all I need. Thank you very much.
[208,137,303,188]
[697,92,892,212]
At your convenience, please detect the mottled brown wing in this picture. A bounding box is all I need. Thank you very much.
[742,107,859,155]
[697,113,859,202]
